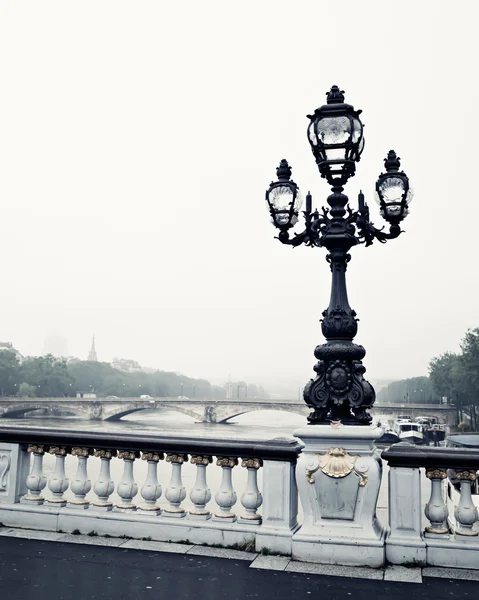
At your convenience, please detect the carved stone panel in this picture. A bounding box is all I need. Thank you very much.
[0,451,11,494]
[317,471,360,520]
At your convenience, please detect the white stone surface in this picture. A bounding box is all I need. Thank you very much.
[0,444,29,504]
[423,566,479,581]
[286,561,384,580]
[59,533,125,546]
[0,528,64,541]
[120,539,193,553]
[426,539,479,569]
[384,566,422,583]
[250,555,290,571]
[292,424,386,567]
[386,466,426,565]
[187,546,256,560]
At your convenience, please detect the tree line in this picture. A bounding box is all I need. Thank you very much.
[377,327,479,430]
[428,328,479,430]
[0,351,268,400]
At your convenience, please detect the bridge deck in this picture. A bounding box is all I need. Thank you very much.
[0,532,475,599]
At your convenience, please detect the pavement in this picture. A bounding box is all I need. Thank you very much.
[0,529,478,599]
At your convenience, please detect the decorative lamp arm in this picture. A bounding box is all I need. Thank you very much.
[355,192,402,247]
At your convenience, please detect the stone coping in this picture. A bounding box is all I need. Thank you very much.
[0,425,302,461]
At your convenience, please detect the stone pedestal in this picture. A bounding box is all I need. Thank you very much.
[292,424,385,567]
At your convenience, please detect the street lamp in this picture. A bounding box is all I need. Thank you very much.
[265,86,413,426]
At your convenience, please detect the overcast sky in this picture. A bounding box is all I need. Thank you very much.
[0,1,477,392]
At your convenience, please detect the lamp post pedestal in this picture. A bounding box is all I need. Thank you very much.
[292,424,386,567]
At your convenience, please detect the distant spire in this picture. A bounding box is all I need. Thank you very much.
[87,335,98,362]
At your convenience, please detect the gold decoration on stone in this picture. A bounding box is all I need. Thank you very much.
[94,449,117,459]
[118,450,140,460]
[454,470,477,481]
[166,453,188,464]
[190,455,212,466]
[27,445,44,455]
[71,447,93,457]
[48,446,68,456]
[241,458,263,469]
[141,451,164,462]
[426,469,447,480]
[216,457,238,468]
[353,462,369,487]
[318,447,358,479]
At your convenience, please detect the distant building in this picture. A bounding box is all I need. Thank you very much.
[111,357,142,373]
[76,391,97,399]
[43,332,68,358]
[0,342,23,363]
[87,336,98,362]
[224,381,247,399]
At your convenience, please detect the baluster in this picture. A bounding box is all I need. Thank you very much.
[91,449,117,511]
[21,445,47,505]
[424,468,448,536]
[239,458,263,524]
[189,455,212,519]
[68,447,93,509]
[47,446,69,506]
[453,470,479,537]
[214,456,238,522]
[139,451,163,515]
[115,450,140,511]
[163,454,187,517]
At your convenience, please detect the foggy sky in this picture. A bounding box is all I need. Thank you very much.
[0,1,478,392]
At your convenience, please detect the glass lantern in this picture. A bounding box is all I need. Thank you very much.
[307,86,364,186]
[265,159,303,230]
[375,150,413,223]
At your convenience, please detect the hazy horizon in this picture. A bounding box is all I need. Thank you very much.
[1,1,478,391]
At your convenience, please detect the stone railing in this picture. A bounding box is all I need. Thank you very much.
[383,443,479,568]
[0,426,301,554]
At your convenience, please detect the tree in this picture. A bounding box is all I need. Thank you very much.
[19,382,36,397]
[20,355,75,397]
[0,351,20,396]
[459,328,479,401]
[428,352,462,401]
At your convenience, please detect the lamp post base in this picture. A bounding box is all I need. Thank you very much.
[292,423,386,567]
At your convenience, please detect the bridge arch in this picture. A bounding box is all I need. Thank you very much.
[102,404,205,422]
[0,403,90,420]
[215,404,309,424]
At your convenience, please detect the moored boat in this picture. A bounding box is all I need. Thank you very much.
[394,421,425,444]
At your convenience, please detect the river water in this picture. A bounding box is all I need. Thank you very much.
[0,409,414,524]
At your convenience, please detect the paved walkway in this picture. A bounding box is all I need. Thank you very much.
[0,528,478,599]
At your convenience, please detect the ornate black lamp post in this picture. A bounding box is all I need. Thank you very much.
[265,86,413,426]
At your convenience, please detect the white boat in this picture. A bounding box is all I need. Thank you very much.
[394,421,425,444]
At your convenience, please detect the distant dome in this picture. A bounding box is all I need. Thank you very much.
[43,332,69,357]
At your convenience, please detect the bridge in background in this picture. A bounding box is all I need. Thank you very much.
[0,397,458,425]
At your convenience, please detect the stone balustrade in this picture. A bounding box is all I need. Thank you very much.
[383,443,479,568]
[1,425,479,567]
[0,426,300,555]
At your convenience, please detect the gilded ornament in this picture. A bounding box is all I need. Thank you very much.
[94,449,117,459]
[141,451,163,462]
[71,447,93,457]
[166,453,188,464]
[27,445,44,455]
[118,450,140,460]
[216,457,238,468]
[318,447,358,479]
[241,458,263,469]
[48,446,67,456]
[190,455,212,466]
[426,469,447,480]
[455,470,477,481]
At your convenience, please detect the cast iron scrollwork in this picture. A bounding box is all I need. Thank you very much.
[265,87,413,426]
